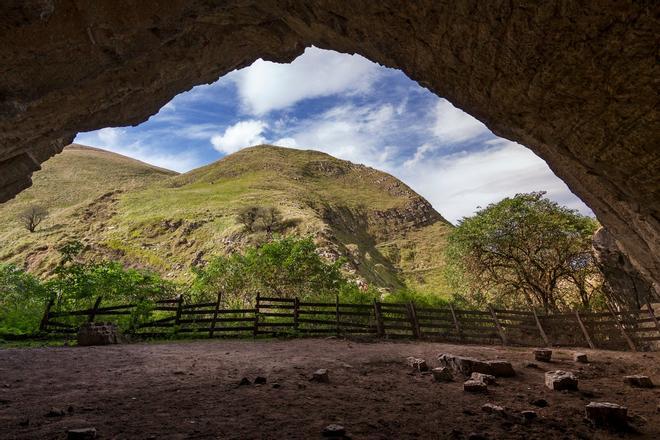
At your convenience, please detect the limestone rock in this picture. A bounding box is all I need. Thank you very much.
[585,402,628,429]
[486,360,515,377]
[0,1,658,296]
[623,375,654,388]
[470,373,496,385]
[406,357,428,372]
[77,322,119,346]
[438,354,492,376]
[431,367,453,382]
[463,380,488,393]
[533,349,552,362]
[67,428,97,440]
[545,370,578,391]
[310,369,329,383]
[574,353,588,363]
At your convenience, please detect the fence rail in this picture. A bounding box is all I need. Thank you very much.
[39,295,660,351]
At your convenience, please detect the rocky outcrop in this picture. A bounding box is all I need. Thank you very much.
[593,227,658,307]
[0,1,658,291]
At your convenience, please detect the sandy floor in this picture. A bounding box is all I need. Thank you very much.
[0,338,658,439]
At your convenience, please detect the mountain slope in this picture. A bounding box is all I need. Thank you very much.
[0,144,452,293]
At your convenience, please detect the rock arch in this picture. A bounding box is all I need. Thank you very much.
[0,1,658,291]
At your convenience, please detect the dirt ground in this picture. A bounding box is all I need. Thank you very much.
[0,338,658,439]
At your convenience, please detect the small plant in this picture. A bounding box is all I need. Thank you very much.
[19,205,48,233]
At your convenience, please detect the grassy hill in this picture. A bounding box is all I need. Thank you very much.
[0,144,453,294]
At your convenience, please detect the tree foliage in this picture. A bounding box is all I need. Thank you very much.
[236,205,283,236]
[19,205,48,233]
[444,192,602,312]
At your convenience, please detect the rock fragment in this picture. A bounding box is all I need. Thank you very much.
[623,375,654,388]
[67,427,97,439]
[573,353,588,363]
[311,369,330,383]
[463,379,488,393]
[533,349,552,362]
[406,357,428,372]
[238,377,251,386]
[545,370,578,391]
[530,398,548,407]
[322,424,346,437]
[438,353,492,376]
[46,407,66,417]
[431,367,453,382]
[521,410,537,421]
[481,403,506,415]
[254,376,267,385]
[470,372,496,385]
[486,360,515,377]
[585,402,628,429]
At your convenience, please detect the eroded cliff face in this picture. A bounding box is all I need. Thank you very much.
[0,1,658,291]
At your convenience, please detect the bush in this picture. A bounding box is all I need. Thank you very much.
[0,264,49,335]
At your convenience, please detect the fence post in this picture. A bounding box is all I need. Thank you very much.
[88,296,103,323]
[574,310,596,349]
[174,294,184,326]
[449,303,462,341]
[209,291,222,338]
[39,297,55,332]
[253,293,260,337]
[488,305,507,345]
[531,308,550,346]
[373,300,384,337]
[335,295,340,336]
[294,297,300,332]
[407,302,421,339]
[605,303,636,351]
[646,302,660,333]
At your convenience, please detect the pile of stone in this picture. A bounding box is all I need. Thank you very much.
[77,322,120,346]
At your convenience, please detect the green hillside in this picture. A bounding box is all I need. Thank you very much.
[0,144,453,294]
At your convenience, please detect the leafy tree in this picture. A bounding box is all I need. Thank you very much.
[0,264,49,334]
[236,205,283,236]
[19,205,48,232]
[444,192,602,313]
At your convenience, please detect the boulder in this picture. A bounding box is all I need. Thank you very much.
[311,369,330,383]
[533,349,552,362]
[574,353,588,363]
[431,367,453,382]
[406,357,428,372]
[463,380,488,393]
[585,402,628,429]
[438,354,492,376]
[545,370,578,391]
[77,322,120,346]
[67,428,97,440]
[486,360,515,377]
[623,375,654,388]
[470,372,496,385]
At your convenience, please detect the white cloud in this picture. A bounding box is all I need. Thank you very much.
[228,46,381,115]
[396,140,592,223]
[210,120,267,154]
[75,127,203,173]
[431,99,489,143]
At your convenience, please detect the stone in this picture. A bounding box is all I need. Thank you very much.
[525,363,539,369]
[322,424,346,437]
[438,354,492,376]
[521,410,537,420]
[67,428,97,440]
[530,398,548,408]
[481,403,505,415]
[623,375,654,388]
[574,353,588,363]
[463,380,488,393]
[406,357,428,372]
[431,367,453,382]
[486,360,515,377]
[545,370,578,391]
[470,373,497,385]
[46,407,66,417]
[254,376,267,385]
[310,369,330,383]
[533,349,552,362]
[238,377,251,386]
[77,322,120,346]
[584,402,628,429]
[271,383,281,389]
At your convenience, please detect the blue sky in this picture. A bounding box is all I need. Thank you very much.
[75,47,591,223]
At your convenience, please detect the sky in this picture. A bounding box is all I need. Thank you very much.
[75,46,592,224]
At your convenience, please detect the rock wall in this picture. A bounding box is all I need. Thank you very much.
[1,1,658,290]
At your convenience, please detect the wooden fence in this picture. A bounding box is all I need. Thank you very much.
[40,294,660,351]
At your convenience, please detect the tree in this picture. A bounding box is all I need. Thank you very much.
[236,205,283,236]
[444,192,602,313]
[19,205,48,232]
